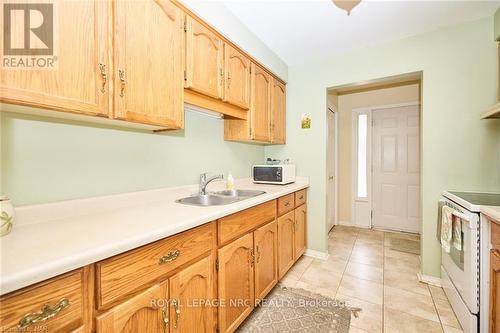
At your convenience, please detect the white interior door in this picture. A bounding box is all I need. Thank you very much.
[372,105,420,233]
[327,110,336,230]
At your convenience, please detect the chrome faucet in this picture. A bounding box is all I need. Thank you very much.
[199,173,224,195]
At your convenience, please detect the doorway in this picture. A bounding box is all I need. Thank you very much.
[327,72,422,234]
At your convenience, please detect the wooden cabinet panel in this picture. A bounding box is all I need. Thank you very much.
[0,268,91,333]
[96,280,169,333]
[277,211,295,279]
[250,63,271,141]
[218,233,254,333]
[492,221,500,252]
[113,0,184,128]
[97,223,215,309]
[0,0,110,117]
[295,190,307,207]
[491,250,500,333]
[185,16,224,100]
[278,193,295,216]
[223,44,250,109]
[169,255,215,333]
[218,200,276,246]
[271,78,286,144]
[294,204,307,259]
[254,220,278,302]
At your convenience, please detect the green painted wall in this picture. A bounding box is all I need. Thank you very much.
[1,110,264,206]
[266,17,500,277]
[495,6,500,41]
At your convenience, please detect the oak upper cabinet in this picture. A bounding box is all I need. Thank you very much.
[96,280,169,333]
[277,211,295,279]
[271,78,286,144]
[254,220,278,302]
[169,255,216,333]
[0,0,110,117]
[250,63,272,142]
[223,44,251,109]
[185,16,224,100]
[294,204,307,259]
[218,233,255,333]
[492,249,500,333]
[113,0,184,128]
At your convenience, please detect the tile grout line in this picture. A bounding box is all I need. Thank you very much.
[428,284,446,332]
[333,228,358,299]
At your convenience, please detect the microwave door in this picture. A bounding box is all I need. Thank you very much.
[254,167,282,182]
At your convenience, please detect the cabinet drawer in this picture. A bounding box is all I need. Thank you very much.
[218,200,276,245]
[492,220,500,252]
[97,222,216,309]
[277,193,295,216]
[0,269,87,332]
[295,190,306,207]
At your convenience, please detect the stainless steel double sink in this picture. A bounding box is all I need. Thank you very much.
[176,189,266,206]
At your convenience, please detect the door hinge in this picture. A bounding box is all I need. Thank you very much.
[215,257,219,271]
[249,127,253,137]
[183,20,187,32]
[371,210,373,219]
[183,70,187,81]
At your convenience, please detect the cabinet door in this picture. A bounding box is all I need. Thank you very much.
[185,16,224,100]
[218,233,254,333]
[0,0,110,116]
[491,250,500,333]
[254,220,278,302]
[294,205,307,259]
[114,0,184,128]
[223,44,250,109]
[277,211,295,279]
[250,63,271,142]
[271,78,286,144]
[96,280,169,333]
[169,255,215,333]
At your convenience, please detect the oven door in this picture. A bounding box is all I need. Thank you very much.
[441,200,479,314]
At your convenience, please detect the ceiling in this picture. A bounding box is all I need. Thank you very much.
[212,0,499,65]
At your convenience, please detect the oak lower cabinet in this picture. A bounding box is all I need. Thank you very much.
[277,211,296,279]
[0,0,110,117]
[218,233,255,333]
[97,255,215,333]
[294,204,307,259]
[96,280,169,333]
[113,0,184,128]
[254,220,278,302]
[491,249,500,333]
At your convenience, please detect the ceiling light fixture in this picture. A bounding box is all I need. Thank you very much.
[332,0,361,15]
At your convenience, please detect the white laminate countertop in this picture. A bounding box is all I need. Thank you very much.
[0,177,309,295]
[482,206,500,223]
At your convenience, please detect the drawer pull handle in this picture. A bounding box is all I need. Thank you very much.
[284,202,290,207]
[18,298,70,329]
[119,69,126,97]
[99,63,107,93]
[172,299,181,329]
[161,308,169,333]
[159,249,180,265]
[299,195,304,200]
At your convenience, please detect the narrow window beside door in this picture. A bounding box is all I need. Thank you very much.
[357,114,368,199]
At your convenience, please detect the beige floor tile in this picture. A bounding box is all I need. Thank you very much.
[384,269,430,296]
[442,325,463,333]
[299,263,343,291]
[384,286,439,322]
[337,276,383,305]
[384,231,420,242]
[336,294,383,333]
[311,257,347,275]
[384,308,443,333]
[429,285,448,301]
[352,241,384,255]
[279,274,298,288]
[349,250,384,267]
[348,326,370,333]
[328,243,353,260]
[384,256,420,274]
[344,261,383,284]
[385,248,421,261]
[285,256,313,279]
[434,297,462,329]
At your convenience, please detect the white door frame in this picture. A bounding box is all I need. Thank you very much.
[326,105,339,231]
[351,101,420,229]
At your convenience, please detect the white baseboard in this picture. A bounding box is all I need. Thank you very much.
[304,249,330,261]
[417,273,441,287]
[337,221,371,229]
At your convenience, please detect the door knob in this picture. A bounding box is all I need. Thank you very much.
[329,176,334,180]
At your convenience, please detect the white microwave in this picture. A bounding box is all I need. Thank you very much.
[253,164,296,185]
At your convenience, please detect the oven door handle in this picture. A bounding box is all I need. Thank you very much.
[451,211,470,223]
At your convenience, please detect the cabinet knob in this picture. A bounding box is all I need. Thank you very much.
[119,69,126,97]
[99,63,107,93]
